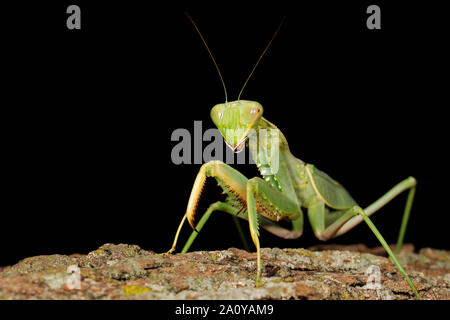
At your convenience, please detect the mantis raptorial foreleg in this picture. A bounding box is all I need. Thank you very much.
[165,161,249,255]
[167,160,304,285]
[244,178,304,285]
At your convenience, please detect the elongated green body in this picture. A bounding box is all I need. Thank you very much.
[207,101,360,241]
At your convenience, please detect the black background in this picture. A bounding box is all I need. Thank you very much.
[2,1,448,266]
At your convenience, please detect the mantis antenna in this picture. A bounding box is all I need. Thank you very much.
[186,12,228,103]
[237,16,286,101]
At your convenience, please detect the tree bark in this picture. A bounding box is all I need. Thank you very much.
[0,243,448,300]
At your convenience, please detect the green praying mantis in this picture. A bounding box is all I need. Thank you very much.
[164,14,421,299]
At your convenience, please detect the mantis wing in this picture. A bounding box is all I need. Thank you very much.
[306,164,358,210]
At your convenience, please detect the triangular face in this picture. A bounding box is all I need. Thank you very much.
[210,100,263,152]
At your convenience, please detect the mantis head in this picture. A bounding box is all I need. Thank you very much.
[185,13,282,153]
[211,100,263,153]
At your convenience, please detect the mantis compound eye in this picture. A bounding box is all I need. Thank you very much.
[250,107,260,115]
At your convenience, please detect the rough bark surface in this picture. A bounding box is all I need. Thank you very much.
[0,243,448,300]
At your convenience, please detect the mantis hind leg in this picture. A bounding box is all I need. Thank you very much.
[307,177,421,298]
[332,176,417,254]
[310,203,421,299]
[352,206,421,299]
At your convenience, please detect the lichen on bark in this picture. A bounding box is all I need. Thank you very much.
[0,243,448,300]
